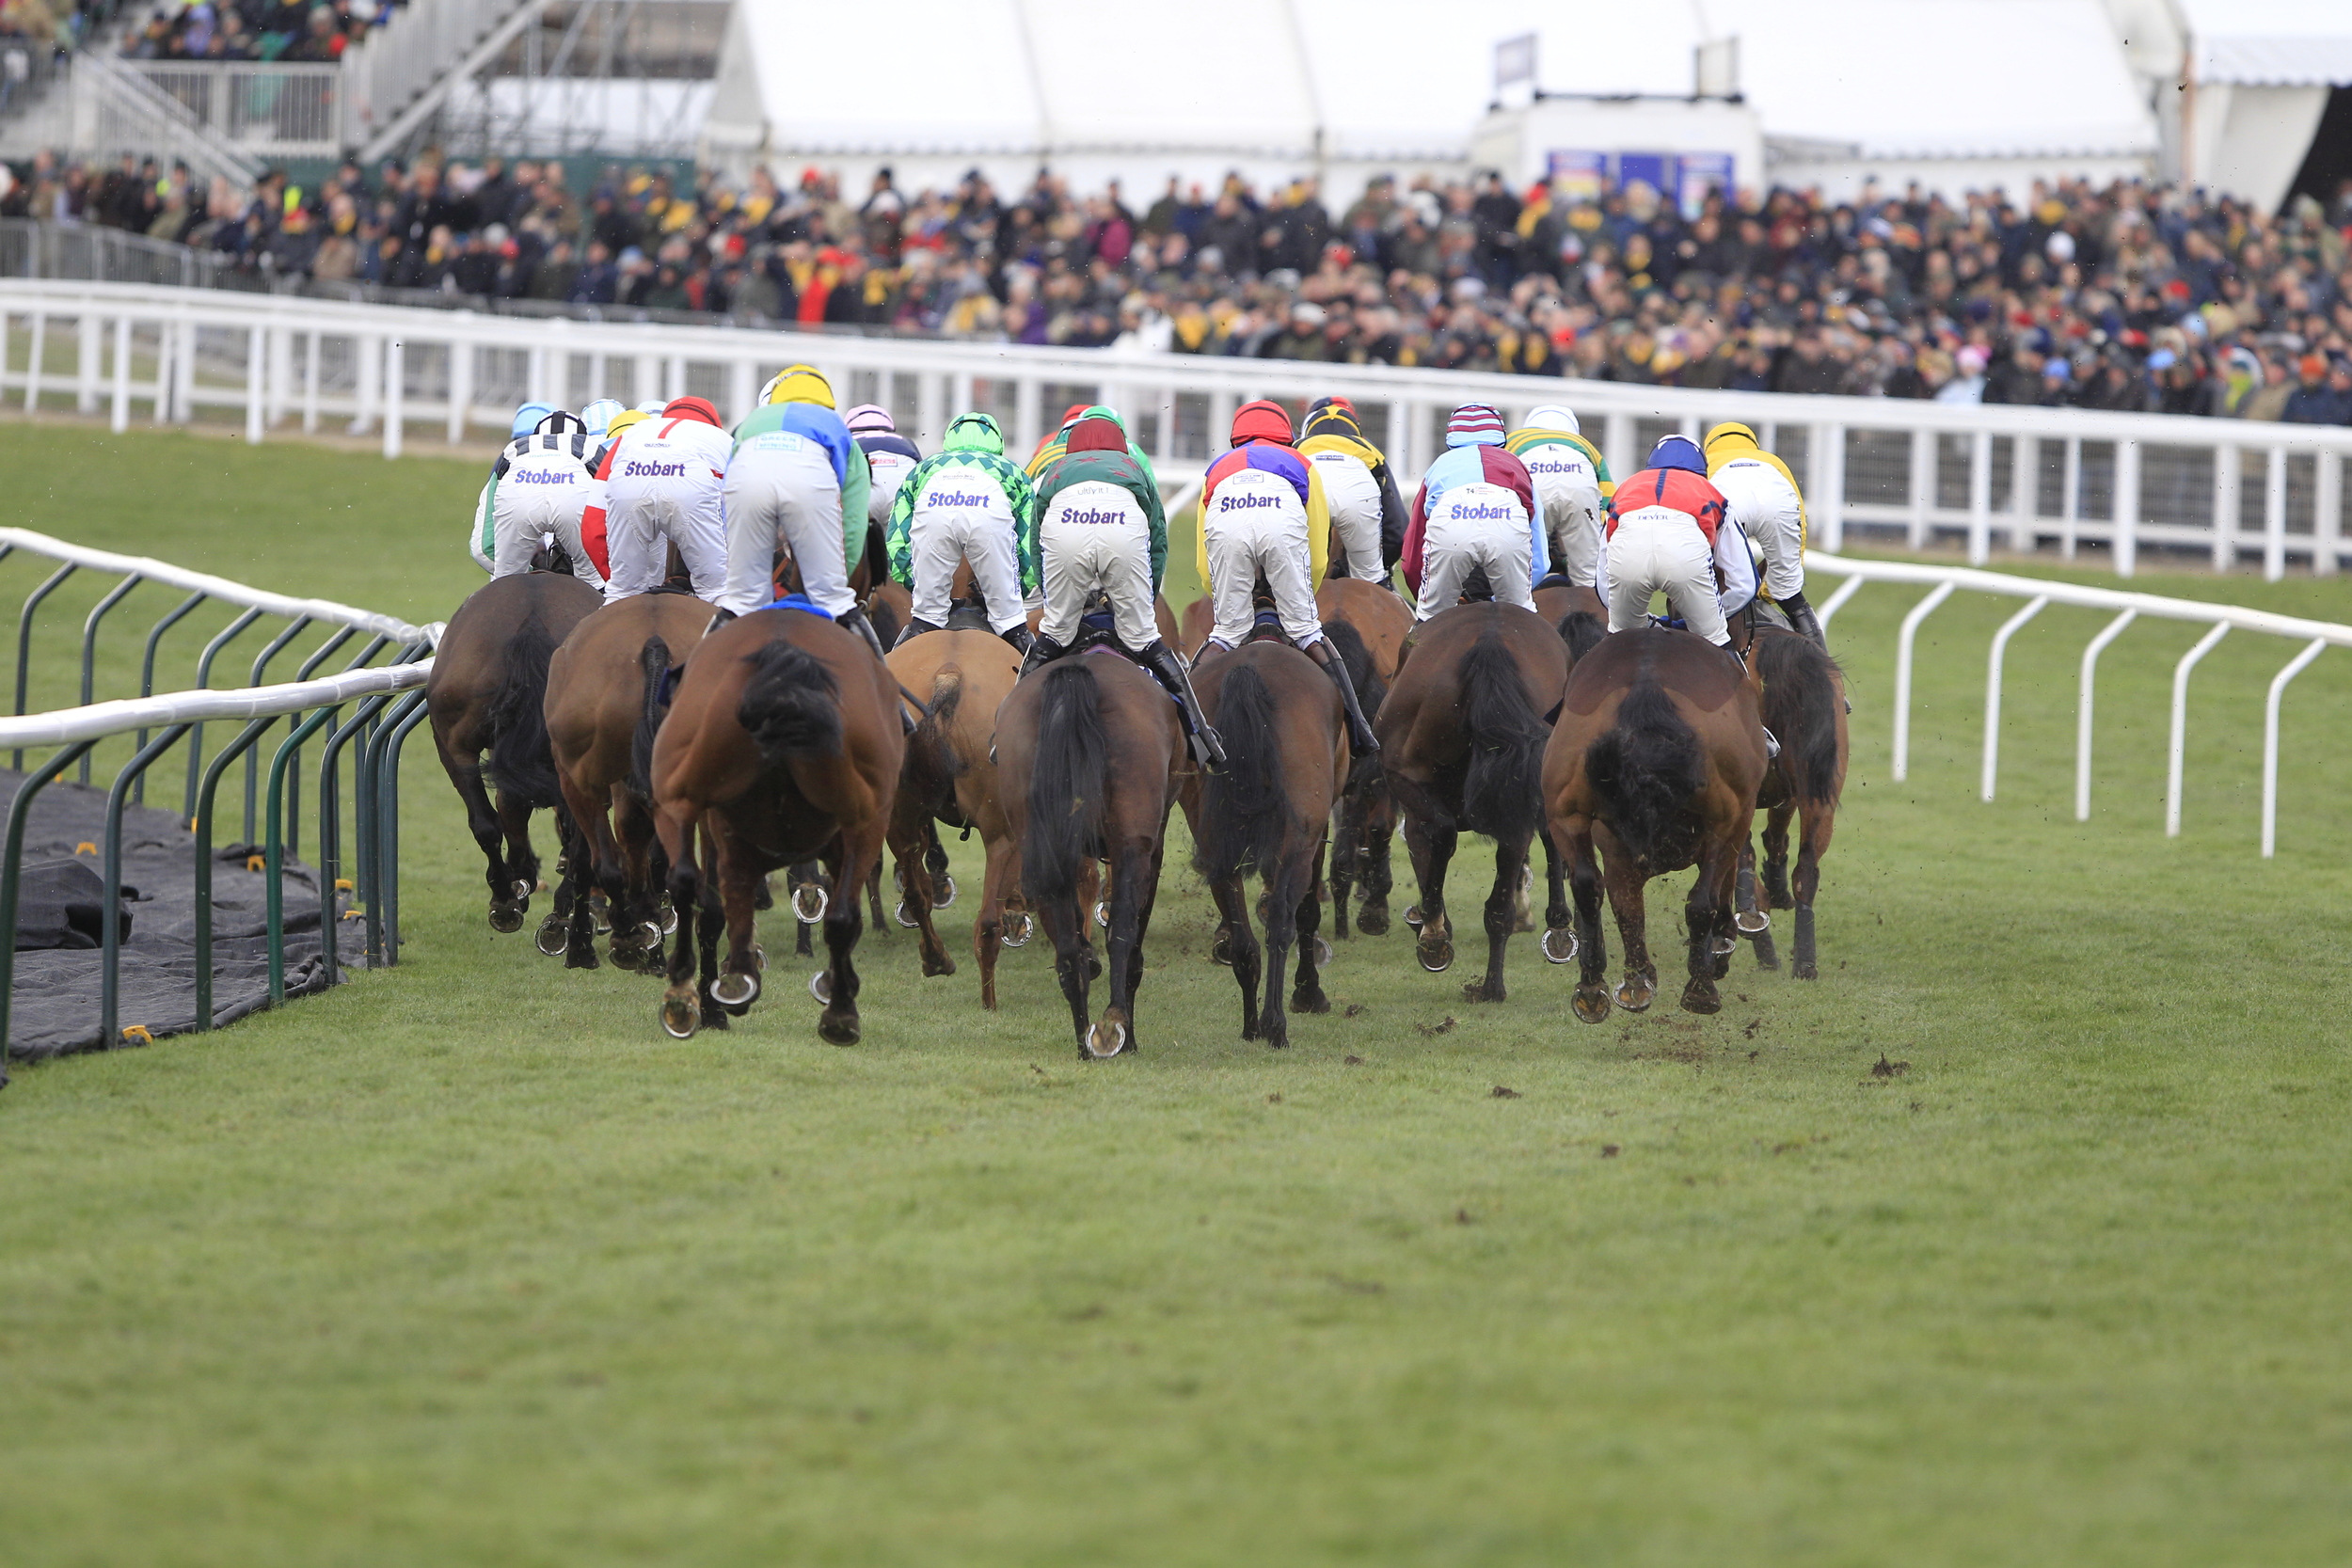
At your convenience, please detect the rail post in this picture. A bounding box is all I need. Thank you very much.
[13,562,78,769]
[192,717,275,1031]
[101,723,190,1047]
[2073,610,2137,822]
[2264,445,2288,583]
[282,626,358,861]
[317,690,398,984]
[1980,595,2047,802]
[1890,582,1955,783]
[181,606,265,820]
[240,614,314,844]
[375,690,432,963]
[0,739,98,1069]
[134,589,208,800]
[75,571,144,782]
[2165,623,2230,838]
[263,705,339,1002]
[2259,640,2327,859]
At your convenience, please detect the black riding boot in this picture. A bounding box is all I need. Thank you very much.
[1018,631,1066,680]
[1000,623,1036,657]
[703,607,738,637]
[1781,590,1829,651]
[891,616,944,649]
[1139,639,1228,772]
[1306,636,1381,758]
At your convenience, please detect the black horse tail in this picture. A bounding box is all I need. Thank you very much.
[1557,610,1608,666]
[628,636,674,801]
[1192,661,1287,884]
[1022,661,1107,903]
[1756,631,1846,806]
[866,591,903,649]
[1584,682,1706,863]
[1321,617,1387,721]
[484,606,564,809]
[1457,630,1549,843]
[736,639,844,765]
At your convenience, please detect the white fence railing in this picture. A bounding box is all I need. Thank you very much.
[126,61,342,160]
[1804,551,2349,858]
[5,279,2351,580]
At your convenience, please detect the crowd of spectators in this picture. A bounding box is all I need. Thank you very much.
[8,138,2352,425]
[121,0,405,63]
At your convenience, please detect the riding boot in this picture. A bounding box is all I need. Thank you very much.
[703,607,738,637]
[1138,639,1229,772]
[1306,636,1381,758]
[1000,623,1036,657]
[1017,631,1067,680]
[1781,590,1830,652]
[835,605,888,662]
[891,616,944,649]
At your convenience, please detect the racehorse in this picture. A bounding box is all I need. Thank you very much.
[1542,627,1771,1022]
[1314,577,1411,937]
[427,571,601,935]
[1739,626,1848,979]
[883,629,1027,1006]
[1375,602,1570,1002]
[994,651,1184,1059]
[542,592,716,971]
[1533,581,1607,626]
[1191,641,1347,1048]
[648,609,904,1043]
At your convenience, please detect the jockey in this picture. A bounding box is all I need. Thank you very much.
[466,403,561,573]
[1401,404,1544,620]
[1022,416,1227,770]
[846,404,922,527]
[723,366,883,653]
[1296,398,1407,584]
[1506,405,1608,592]
[888,411,1037,652]
[1027,403,1156,485]
[1597,435,1756,651]
[1195,399,1380,757]
[587,395,732,606]
[579,398,626,437]
[1704,422,1823,648]
[481,409,607,591]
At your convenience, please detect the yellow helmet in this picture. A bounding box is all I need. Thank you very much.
[760,364,834,409]
[1704,421,1760,454]
[603,408,651,439]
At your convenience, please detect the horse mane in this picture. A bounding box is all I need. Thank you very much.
[1584,681,1706,865]
[736,637,845,764]
[1755,632,1846,807]
[1192,660,1288,884]
[1557,610,1607,666]
[1456,630,1549,843]
[483,599,565,810]
[1021,661,1107,902]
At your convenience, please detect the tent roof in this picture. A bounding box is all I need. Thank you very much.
[2178,0,2352,86]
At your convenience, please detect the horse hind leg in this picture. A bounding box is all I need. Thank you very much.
[1397,795,1457,974]
[1289,842,1331,1018]
[818,827,878,1046]
[1357,795,1397,936]
[1679,843,1737,1015]
[1791,800,1836,981]
[1603,847,1656,1012]
[1327,796,1360,940]
[974,834,1018,1010]
[1470,832,1530,1005]
[1089,846,1153,1059]
[694,825,727,1030]
[1564,820,1613,1022]
[1041,898,1094,1058]
[496,787,541,909]
[443,742,519,929]
[1217,875,1263,1042]
[1738,838,1781,971]
[659,830,705,1038]
[1761,801,1796,909]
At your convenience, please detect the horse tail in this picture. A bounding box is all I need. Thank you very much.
[1192,661,1287,884]
[628,636,674,801]
[736,638,844,765]
[1756,632,1846,806]
[1457,630,1549,843]
[1321,617,1387,719]
[866,592,903,649]
[1584,681,1706,863]
[907,666,965,790]
[1021,661,1107,903]
[1557,610,1607,666]
[483,605,564,809]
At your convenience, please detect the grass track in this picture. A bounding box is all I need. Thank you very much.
[0,421,2348,1564]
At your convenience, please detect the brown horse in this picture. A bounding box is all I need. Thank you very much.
[427,570,602,935]
[1533,581,1607,626]
[543,592,716,971]
[1738,626,1849,979]
[1315,577,1411,937]
[1375,603,1571,1002]
[1191,641,1347,1048]
[994,651,1184,1059]
[649,609,904,1043]
[883,629,1029,1006]
[1542,627,1770,1022]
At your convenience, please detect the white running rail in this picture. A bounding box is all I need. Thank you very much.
[0,660,432,749]
[1805,550,2351,858]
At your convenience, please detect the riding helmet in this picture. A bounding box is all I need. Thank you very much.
[510,402,557,438]
[1648,434,1708,474]
[1230,399,1295,446]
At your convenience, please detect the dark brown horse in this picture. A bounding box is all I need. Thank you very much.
[883,629,1027,1006]
[1738,626,1849,979]
[1190,641,1347,1048]
[1543,627,1771,1021]
[543,592,716,970]
[1315,577,1411,937]
[1533,581,1607,626]
[1375,602,1570,1002]
[994,651,1184,1059]
[649,609,904,1043]
[428,571,602,934]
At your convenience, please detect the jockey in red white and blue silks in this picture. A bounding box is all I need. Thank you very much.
[587,396,733,605]
[1400,403,1544,621]
[1597,434,1756,647]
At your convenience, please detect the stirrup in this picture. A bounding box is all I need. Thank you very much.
[1761,725,1781,761]
[704,608,737,636]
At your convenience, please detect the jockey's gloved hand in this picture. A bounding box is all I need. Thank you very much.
[1780,590,1828,650]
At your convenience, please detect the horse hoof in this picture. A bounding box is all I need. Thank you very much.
[660,901,678,936]
[1417,939,1454,974]
[808,971,832,1004]
[1313,935,1333,967]
[564,944,599,972]
[1792,962,1819,982]
[1355,902,1390,937]
[488,903,524,934]
[1680,976,1723,1015]
[1710,934,1736,958]
[934,875,957,909]
[1736,910,1771,934]
[895,899,919,929]
[711,971,759,1010]
[591,903,612,936]
[1404,904,1424,933]
[1001,913,1032,949]
[1617,976,1655,1013]
[638,921,663,954]
[1210,929,1232,967]
[1572,986,1613,1024]
[1294,989,1329,1015]
[792,884,829,923]
[1542,927,1579,964]
[533,913,568,956]
[660,997,698,1039]
[699,1007,730,1032]
[1094,900,1109,929]
[512,879,534,901]
[818,1013,860,1046]
[1086,951,1103,982]
[1086,1019,1128,1058]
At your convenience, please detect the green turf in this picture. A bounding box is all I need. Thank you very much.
[0,420,2349,1565]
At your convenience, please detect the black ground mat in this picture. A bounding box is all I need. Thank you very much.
[2,770,336,1062]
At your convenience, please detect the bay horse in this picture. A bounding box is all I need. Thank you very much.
[649,609,904,1044]
[994,651,1184,1059]
[427,571,601,934]
[1315,577,1410,938]
[1533,580,1607,626]
[1191,641,1347,1048]
[1375,602,1570,1003]
[542,592,716,971]
[1542,627,1771,1022]
[883,629,1027,1006]
[1739,626,1848,979]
